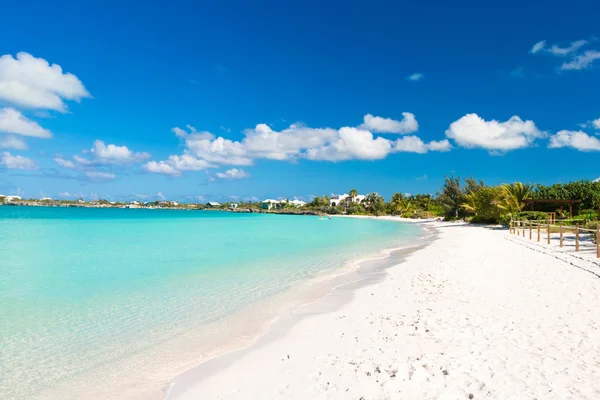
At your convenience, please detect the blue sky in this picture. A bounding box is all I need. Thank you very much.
[1,0,599,202]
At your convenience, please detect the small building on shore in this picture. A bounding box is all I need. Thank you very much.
[290,199,306,207]
[261,199,281,210]
[5,195,22,203]
[205,201,221,208]
[330,193,365,207]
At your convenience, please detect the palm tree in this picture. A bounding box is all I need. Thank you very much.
[390,192,415,216]
[349,188,358,202]
[498,182,533,214]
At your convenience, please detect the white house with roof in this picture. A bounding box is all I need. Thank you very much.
[261,199,283,210]
[330,193,366,207]
[5,195,22,202]
[205,201,221,208]
[290,199,306,207]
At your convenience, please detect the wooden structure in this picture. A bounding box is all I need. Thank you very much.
[510,220,599,258]
[524,199,580,219]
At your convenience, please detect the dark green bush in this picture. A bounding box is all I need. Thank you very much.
[515,211,550,221]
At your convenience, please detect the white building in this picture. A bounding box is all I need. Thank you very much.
[261,199,282,210]
[40,197,52,201]
[290,199,306,207]
[330,193,366,207]
[5,195,22,202]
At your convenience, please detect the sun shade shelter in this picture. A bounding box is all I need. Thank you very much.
[524,199,581,219]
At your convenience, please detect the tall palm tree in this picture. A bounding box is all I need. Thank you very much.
[498,182,533,214]
[348,188,358,208]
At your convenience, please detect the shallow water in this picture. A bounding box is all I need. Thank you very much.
[0,207,422,399]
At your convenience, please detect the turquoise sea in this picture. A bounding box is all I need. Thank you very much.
[0,207,422,399]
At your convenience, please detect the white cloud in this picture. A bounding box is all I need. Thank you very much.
[143,161,181,176]
[186,134,253,165]
[530,40,546,54]
[592,118,600,129]
[75,140,150,165]
[426,139,453,152]
[160,154,214,171]
[0,107,51,137]
[54,157,76,169]
[0,135,28,150]
[59,191,72,197]
[549,130,600,151]
[406,73,424,81]
[548,40,588,56]
[305,127,393,161]
[0,52,90,112]
[393,136,451,153]
[85,171,116,181]
[142,154,214,176]
[530,40,588,56]
[359,113,418,134]
[1,151,38,169]
[215,168,250,180]
[145,114,447,174]
[561,50,600,70]
[242,123,338,160]
[445,113,545,152]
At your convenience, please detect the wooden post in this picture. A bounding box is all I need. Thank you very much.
[510,220,513,234]
[537,222,540,242]
[529,221,532,240]
[569,203,573,219]
[575,224,579,252]
[522,221,526,237]
[547,221,551,245]
[559,222,563,247]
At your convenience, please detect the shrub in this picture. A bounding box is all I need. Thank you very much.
[470,215,500,224]
[577,209,598,220]
[515,211,550,221]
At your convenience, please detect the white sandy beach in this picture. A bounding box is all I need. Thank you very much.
[167,221,600,399]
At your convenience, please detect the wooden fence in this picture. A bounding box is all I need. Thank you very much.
[509,220,600,258]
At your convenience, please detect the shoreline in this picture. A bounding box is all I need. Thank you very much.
[164,218,437,399]
[22,214,426,400]
[165,222,600,399]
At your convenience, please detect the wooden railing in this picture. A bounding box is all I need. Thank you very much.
[509,220,600,258]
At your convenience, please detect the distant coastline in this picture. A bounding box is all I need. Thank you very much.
[0,200,326,215]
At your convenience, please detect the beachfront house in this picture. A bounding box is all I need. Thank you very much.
[290,199,306,207]
[261,199,282,210]
[40,197,52,201]
[4,195,22,203]
[330,193,366,207]
[205,201,221,208]
[230,203,238,209]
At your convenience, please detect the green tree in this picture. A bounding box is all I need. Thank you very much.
[461,184,501,223]
[497,182,533,214]
[436,175,465,219]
